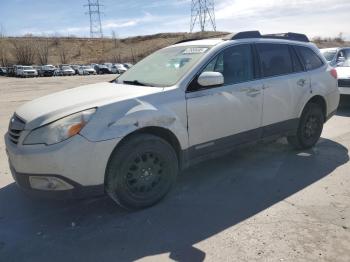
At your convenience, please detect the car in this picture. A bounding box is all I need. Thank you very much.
[5,31,339,210]
[321,47,350,95]
[71,65,81,75]
[78,65,97,75]
[39,65,57,77]
[123,63,133,69]
[59,65,75,76]
[112,63,128,74]
[6,66,15,77]
[15,65,38,78]
[0,67,7,76]
[94,64,112,74]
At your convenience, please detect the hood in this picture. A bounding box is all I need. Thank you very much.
[336,67,350,79]
[16,82,162,130]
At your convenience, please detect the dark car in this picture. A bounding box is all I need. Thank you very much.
[94,64,112,74]
[6,67,15,77]
[39,65,56,77]
[0,67,7,76]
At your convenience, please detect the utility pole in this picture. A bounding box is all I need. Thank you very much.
[190,0,216,32]
[85,0,103,38]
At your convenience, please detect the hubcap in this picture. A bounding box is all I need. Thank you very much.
[125,152,164,195]
[304,115,319,138]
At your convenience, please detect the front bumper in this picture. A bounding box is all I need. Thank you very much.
[9,165,104,199]
[5,133,120,199]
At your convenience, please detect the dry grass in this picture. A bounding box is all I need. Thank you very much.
[0,32,349,66]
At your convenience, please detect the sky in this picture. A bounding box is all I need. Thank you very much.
[0,0,349,39]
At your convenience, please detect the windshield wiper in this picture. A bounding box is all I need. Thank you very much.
[123,80,154,87]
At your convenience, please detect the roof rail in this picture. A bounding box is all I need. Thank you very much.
[225,31,310,42]
[175,38,201,44]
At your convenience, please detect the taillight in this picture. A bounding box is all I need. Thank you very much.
[330,68,338,79]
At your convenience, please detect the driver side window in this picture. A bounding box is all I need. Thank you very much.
[203,44,254,85]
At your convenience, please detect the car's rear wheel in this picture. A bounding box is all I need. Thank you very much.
[105,134,178,210]
[287,103,324,149]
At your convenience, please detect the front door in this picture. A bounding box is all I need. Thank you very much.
[186,44,263,158]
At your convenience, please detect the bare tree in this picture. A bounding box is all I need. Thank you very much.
[11,38,36,65]
[58,43,69,64]
[0,41,9,66]
[36,39,50,65]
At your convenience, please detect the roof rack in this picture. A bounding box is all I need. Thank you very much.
[225,31,310,42]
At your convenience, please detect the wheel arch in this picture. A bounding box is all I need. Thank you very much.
[104,126,184,184]
[302,95,327,122]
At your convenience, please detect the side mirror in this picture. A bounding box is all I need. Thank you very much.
[197,71,224,87]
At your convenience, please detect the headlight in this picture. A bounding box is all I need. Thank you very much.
[23,108,96,145]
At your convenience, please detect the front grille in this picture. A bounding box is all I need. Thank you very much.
[338,79,350,87]
[8,115,26,144]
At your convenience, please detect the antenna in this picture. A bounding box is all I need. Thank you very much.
[85,0,103,38]
[190,0,216,32]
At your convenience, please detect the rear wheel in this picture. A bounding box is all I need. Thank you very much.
[105,134,178,210]
[287,103,324,149]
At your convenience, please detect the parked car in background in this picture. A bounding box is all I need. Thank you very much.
[15,66,38,78]
[0,67,7,76]
[321,47,350,95]
[5,31,339,210]
[71,65,80,75]
[59,65,75,76]
[39,65,56,77]
[78,65,97,75]
[94,64,112,74]
[123,63,133,69]
[6,67,15,77]
[112,63,128,74]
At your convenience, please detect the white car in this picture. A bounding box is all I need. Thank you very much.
[78,66,97,75]
[112,63,128,74]
[15,66,38,78]
[60,65,75,76]
[5,31,339,209]
[321,47,350,95]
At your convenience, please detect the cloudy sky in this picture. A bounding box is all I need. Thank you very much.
[0,0,349,39]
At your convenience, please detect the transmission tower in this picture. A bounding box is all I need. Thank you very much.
[85,0,103,38]
[190,0,216,32]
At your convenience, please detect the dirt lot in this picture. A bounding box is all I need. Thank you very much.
[0,75,350,262]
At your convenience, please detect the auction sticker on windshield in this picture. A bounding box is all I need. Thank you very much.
[183,47,209,54]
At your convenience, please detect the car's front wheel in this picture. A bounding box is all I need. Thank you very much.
[287,102,324,149]
[105,134,178,210]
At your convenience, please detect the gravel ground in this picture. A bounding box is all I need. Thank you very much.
[0,75,350,262]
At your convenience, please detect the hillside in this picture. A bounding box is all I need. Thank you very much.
[0,32,349,66]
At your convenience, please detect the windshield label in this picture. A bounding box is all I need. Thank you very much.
[183,47,208,54]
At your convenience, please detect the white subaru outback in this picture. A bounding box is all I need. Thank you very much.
[5,31,339,209]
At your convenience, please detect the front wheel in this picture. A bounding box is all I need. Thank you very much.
[287,103,324,149]
[105,134,178,210]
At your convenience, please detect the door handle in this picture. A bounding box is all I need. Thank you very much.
[297,79,306,87]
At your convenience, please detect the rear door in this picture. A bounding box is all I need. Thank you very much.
[186,44,264,157]
[256,43,310,136]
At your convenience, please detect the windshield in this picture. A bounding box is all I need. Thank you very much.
[321,50,337,62]
[338,49,350,67]
[118,46,211,87]
[62,66,72,70]
[23,66,34,70]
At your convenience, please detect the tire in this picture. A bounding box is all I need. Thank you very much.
[105,134,178,210]
[287,103,324,150]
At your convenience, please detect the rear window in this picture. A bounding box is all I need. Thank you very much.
[256,44,293,78]
[296,46,324,71]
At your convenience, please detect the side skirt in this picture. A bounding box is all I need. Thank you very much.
[181,118,299,169]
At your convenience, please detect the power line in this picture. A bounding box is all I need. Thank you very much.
[85,0,103,38]
[190,0,216,32]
